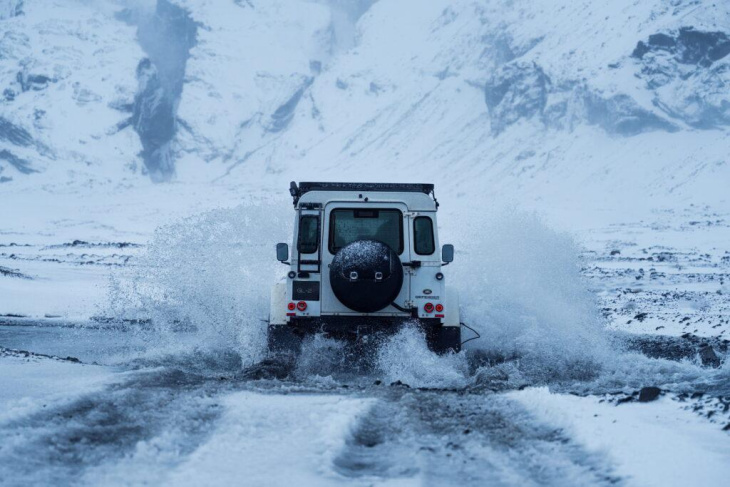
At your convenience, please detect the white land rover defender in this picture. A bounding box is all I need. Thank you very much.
[269,182,460,355]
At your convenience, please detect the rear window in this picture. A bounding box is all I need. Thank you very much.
[297,215,319,254]
[329,209,403,254]
[413,216,435,255]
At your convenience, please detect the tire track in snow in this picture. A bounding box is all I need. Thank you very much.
[0,368,225,486]
[333,388,621,486]
[0,368,622,486]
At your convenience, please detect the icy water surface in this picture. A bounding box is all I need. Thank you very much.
[0,324,155,365]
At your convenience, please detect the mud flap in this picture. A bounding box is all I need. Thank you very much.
[267,325,303,358]
[426,325,461,355]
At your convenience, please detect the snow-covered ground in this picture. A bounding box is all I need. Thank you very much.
[1,0,729,485]
[0,348,117,424]
[511,388,730,487]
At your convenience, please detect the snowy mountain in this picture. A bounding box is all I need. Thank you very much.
[0,0,727,205]
[0,0,143,182]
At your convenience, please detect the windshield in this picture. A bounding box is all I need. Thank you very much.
[329,208,403,254]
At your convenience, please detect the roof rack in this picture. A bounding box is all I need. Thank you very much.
[289,181,437,207]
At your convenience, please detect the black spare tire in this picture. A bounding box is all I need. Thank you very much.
[330,240,403,313]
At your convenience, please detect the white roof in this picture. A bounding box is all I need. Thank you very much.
[298,190,437,211]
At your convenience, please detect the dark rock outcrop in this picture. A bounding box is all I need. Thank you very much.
[0,0,23,20]
[583,93,678,136]
[0,149,35,174]
[699,345,722,368]
[638,386,662,402]
[632,27,730,128]
[132,59,176,182]
[0,117,33,147]
[485,26,729,137]
[633,28,730,68]
[126,0,198,182]
[484,61,549,134]
[16,71,52,92]
[268,78,314,133]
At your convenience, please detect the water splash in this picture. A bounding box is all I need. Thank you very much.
[449,210,611,383]
[103,202,727,396]
[106,201,290,369]
[376,326,470,388]
[295,334,350,380]
[443,209,729,394]
[575,351,730,397]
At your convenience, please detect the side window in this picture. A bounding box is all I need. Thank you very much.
[413,216,435,255]
[297,215,319,254]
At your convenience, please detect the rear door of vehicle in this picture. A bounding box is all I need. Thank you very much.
[321,202,411,315]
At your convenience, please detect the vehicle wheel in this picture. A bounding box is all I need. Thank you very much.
[426,325,461,355]
[267,324,302,359]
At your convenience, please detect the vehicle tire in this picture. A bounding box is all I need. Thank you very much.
[426,325,461,355]
[267,324,302,358]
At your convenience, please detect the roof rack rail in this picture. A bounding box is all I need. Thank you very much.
[289,181,437,207]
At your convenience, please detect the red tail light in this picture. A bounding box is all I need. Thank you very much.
[424,302,434,313]
[297,301,307,311]
[435,304,444,312]
[287,302,296,311]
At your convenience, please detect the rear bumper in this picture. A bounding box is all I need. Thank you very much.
[286,316,449,337]
[269,318,461,353]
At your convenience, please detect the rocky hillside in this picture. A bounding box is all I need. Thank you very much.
[0,0,728,210]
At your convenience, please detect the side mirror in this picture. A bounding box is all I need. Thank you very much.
[441,244,454,265]
[276,243,289,263]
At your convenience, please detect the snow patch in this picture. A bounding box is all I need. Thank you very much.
[510,387,730,486]
[162,392,375,486]
[0,351,117,424]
